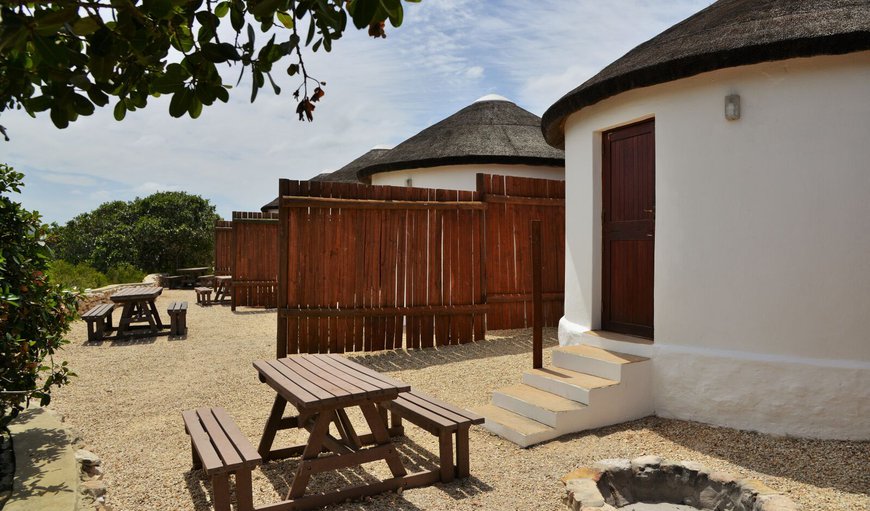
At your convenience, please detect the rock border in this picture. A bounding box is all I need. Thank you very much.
[0,429,13,509]
[561,456,798,511]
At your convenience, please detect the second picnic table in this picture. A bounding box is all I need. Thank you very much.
[110,285,164,335]
[253,354,440,509]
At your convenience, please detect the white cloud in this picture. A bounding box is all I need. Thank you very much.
[1,0,712,223]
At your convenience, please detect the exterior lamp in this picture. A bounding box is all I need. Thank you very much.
[725,94,741,121]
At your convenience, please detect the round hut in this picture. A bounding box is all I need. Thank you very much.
[359,95,564,190]
[541,0,870,440]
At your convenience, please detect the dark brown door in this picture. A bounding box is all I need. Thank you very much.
[602,119,655,339]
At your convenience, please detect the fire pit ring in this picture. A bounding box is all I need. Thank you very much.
[561,456,798,511]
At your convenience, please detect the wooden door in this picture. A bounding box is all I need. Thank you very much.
[602,119,655,339]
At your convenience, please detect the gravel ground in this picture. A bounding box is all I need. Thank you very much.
[50,289,869,510]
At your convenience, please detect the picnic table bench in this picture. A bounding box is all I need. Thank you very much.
[183,407,261,511]
[379,389,484,482]
[82,303,114,341]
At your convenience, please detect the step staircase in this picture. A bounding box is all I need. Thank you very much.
[474,343,653,447]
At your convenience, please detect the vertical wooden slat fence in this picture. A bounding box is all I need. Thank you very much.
[231,211,279,310]
[276,180,487,356]
[214,220,232,276]
[478,174,565,330]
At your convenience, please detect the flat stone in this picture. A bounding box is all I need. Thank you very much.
[565,478,605,508]
[75,449,101,467]
[678,461,708,473]
[561,467,603,483]
[81,479,107,498]
[757,494,799,511]
[709,471,739,484]
[631,455,663,470]
[592,458,632,473]
[738,478,779,495]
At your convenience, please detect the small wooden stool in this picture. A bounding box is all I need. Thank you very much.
[194,287,212,305]
[167,301,188,335]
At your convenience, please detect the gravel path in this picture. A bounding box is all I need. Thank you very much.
[51,289,869,510]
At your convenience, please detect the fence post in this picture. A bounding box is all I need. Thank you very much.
[531,220,543,369]
[277,179,291,358]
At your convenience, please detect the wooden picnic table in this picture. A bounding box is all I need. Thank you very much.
[253,354,440,510]
[110,286,164,335]
[176,267,210,288]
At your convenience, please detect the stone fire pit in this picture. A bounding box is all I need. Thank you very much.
[561,456,798,511]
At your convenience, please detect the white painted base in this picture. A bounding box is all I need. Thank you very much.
[558,316,870,440]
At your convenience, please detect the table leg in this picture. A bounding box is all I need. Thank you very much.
[142,300,157,331]
[117,302,133,335]
[258,396,287,459]
[147,299,163,329]
[288,411,333,499]
[359,402,407,478]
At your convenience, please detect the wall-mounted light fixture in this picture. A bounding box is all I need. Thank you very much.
[725,94,741,121]
[405,177,413,187]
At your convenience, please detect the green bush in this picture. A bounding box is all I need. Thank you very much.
[47,261,146,289]
[1,164,77,429]
[105,263,145,285]
[46,260,108,290]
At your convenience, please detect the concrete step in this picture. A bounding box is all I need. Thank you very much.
[473,404,557,448]
[552,344,649,381]
[491,384,587,428]
[522,367,617,403]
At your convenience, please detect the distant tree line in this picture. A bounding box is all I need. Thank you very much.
[52,191,220,275]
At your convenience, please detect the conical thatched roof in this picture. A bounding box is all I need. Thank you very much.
[259,148,389,211]
[358,96,564,178]
[542,0,870,148]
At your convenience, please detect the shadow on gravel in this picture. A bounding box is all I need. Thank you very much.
[554,416,870,497]
[350,328,559,373]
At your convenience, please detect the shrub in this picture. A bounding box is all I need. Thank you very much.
[0,164,77,429]
[105,264,145,285]
[46,260,108,290]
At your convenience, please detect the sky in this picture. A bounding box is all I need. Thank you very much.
[1,0,711,224]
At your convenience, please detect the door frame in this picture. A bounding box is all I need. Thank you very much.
[601,118,655,339]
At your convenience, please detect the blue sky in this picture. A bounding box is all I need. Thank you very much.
[1,0,710,223]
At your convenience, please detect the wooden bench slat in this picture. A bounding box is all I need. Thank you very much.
[321,354,411,392]
[310,355,399,393]
[182,410,225,473]
[196,408,245,473]
[302,356,392,399]
[405,390,484,424]
[387,396,459,432]
[211,408,261,467]
[273,359,347,403]
[398,392,472,426]
[254,360,322,408]
[280,358,356,400]
[82,303,113,318]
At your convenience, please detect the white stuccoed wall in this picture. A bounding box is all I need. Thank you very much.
[559,51,870,440]
[370,163,563,190]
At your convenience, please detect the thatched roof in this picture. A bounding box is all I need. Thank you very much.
[358,95,564,178]
[259,148,389,211]
[541,0,870,148]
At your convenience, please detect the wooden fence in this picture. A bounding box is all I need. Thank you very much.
[275,174,564,355]
[214,220,232,276]
[231,212,279,310]
[479,174,565,329]
[276,180,487,356]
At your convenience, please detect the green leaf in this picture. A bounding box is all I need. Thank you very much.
[71,16,102,36]
[214,2,230,17]
[380,0,403,26]
[188,96,203,118]
[49,106,69,129]
[72,94,95,116]
[169,89,191,118]
[277,12,294,29]
[113,101,126,121]
[266,72,281,94]
[348,0,379,29]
